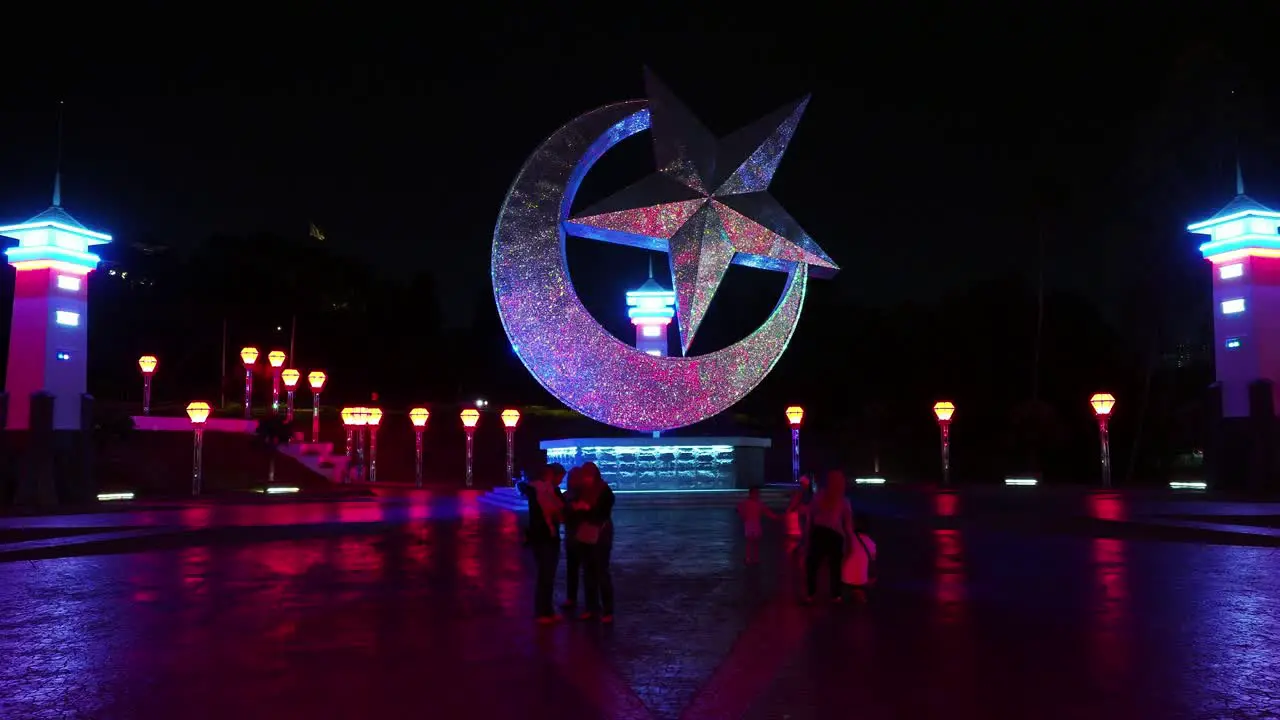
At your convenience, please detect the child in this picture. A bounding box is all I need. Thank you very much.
[841,513,877,602]
[737,487,780,564]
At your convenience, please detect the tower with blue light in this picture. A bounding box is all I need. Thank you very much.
[1188,166,1280,419]
[625,258,676,357]
[1,174,110,430]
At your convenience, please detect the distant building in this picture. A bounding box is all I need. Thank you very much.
[1186,165,1280,415]
[1160,342,1210,369]
[0,172,110,430]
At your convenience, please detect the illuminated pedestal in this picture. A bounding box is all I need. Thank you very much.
[540,437,771,491]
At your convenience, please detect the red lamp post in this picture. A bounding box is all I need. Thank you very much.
[784,406,804,483]
[307,371,326,443]
[138,355,157,416]
[409,408,430,487]
[1090,393,1116,488]
[281,369,300,423]
[186,401,211,496]
[340,407,358,482]
[460,408,480,488]
[240,347,259,419]
[932,401,956,486]
[267,350,286,414]
[501,409,521,486]
[366,407,383,483]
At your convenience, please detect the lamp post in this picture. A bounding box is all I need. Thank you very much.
[281,369,300,423]
[1090,393,1116,488]
[501,409,521,486]
[932,401,956,486]
[460,408,480,488]
[409,408,430,487]
[366,407,383,483]
[138,355,157,416]
[307,371,326,443]
[240,347,259,418]
[352,407,368,482]
[784,406,804,483]
[186,401,211,496]
[340,407,357,482]
[267,350,286,414]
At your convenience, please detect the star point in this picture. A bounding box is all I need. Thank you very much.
[564,75,838,355]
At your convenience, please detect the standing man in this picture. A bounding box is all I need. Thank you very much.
[518,463,567,623]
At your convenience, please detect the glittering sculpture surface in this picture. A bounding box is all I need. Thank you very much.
[492,72,838,432]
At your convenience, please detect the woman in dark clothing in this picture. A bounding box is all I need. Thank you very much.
[573,462,616,622]
[518,463,566,623]
[560,467,587,611]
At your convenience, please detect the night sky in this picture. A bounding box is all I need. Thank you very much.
[2,11,1278,339]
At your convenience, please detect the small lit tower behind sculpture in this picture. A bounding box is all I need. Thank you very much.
[625,257,676,357]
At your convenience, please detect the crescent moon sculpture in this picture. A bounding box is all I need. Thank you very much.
[492,75,837,432]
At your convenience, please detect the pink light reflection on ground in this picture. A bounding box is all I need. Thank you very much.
[935,490,959,517]
[933,528,966,625]
[1089,492,1128,522]
[1091,536,1131,690]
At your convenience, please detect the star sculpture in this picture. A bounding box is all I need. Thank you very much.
[564,70,839,355]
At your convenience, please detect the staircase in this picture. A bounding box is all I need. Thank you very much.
[479,484,795,511]
[277,439,349,484]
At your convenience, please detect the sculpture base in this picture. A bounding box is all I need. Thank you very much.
[539,437,772,491]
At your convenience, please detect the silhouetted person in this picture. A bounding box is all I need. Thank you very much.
[561,466,588,611]
[519,463,566,623]
[573,462,616,622]
[802,470,854,603]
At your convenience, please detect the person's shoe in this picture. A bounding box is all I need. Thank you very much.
[560,601,577,610]
[536,615,561,625]
[600,614,614,624]
[832,595,844,604]
[578,611,596,621]
[800,596,814,606]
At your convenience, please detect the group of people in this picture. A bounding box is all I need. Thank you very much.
[518,462,616,624]
[738,470,877,603]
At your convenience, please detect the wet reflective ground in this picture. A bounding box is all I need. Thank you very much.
[1,489,1279,719]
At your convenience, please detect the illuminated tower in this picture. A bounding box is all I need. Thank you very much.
[1,173,111,430]
[625,258,676,357]
[1187,165,1280,418]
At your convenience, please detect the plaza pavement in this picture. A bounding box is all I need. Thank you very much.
[1,487,1278,719]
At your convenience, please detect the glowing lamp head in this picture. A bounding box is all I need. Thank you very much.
[240,347,259,366]
[501,408,521,428]
[307,371,326,390]
[366,407,383,427]
[186,401,212,425]
[340,407,356,426]
[784,406,804,427]
[1090,392,1116,417]
[933,401,956,423]
[409,407,430,427]
[460,408,480,429]
[267,350,286,368]
[138,355,157,375]
[352,407,369,426]
[281,369,300,388]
